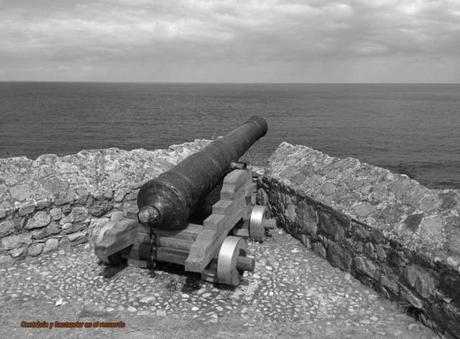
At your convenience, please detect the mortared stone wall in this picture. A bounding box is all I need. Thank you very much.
[258,141,460,338]
[0,140,210,266]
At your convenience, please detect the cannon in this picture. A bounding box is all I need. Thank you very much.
[93,116,276,287]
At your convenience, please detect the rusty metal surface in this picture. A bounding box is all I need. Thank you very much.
[137,116,267,230]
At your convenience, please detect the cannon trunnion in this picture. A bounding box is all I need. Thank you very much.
[93,117,275,287]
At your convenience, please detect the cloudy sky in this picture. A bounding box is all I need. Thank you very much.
[0,0,459,82]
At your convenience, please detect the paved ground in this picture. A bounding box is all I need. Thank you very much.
[0,229,439,338]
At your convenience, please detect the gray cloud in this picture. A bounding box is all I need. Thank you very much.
[0,0,459,82]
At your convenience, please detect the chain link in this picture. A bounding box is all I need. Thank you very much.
[148,226,157,277]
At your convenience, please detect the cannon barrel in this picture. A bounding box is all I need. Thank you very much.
[137,116,268,230]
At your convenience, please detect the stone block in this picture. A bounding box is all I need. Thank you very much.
[418,215,444,243]
[351,222,370,242]
[312,242,326,259]
[284,203,296,223]
[376,204,404,225]
[9,184,33,202]
[61,204,72,215]
[327,241,352,271]
[369,229,386,244]
[54,191,76,206]
[90,217,110,230]
[62,222,87,234]
[36,199,51,210]
[27,243,43,257]
[103,189,114,199]
[419,193,441,212]
[387,249,408,274]
[75,191,89,205]
[363,242,376,259]
[380,273,400,296]
[50,207,62,221]
[353,256,379,280]
[403,213,423,232]
[43,238,59,253]
[375,244,387,261]
[439,191,458,210]
[0,219,15,237]
[61,206,88,224]
[25,211,51,230]
[317,210,346,242]
[301,234,311,248]
[32,222,61,240]
[2,233,32,250]
[320,182,336,196]
[352,203,375,218]
[18,202,35,216]
[9,246,26,258]
[0,254,14,267]
[90,200,112,217]
[400,285,424,309]
[296,200,318,236]
[114,188,129,202]
[110,211,124,222]
[345,237,363,254]
[68,231,87,242]
[125,190,138,201]
[404,265,437,299]
[430,302,460,338]
[440,272,460,306]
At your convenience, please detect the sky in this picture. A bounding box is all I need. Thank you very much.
[0,0,459,83]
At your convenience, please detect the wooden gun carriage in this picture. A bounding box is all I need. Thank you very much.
[94,116,275,287]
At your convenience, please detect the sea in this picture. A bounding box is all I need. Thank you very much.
[0,82,459,189]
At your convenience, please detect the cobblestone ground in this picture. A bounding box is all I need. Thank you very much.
[0,230,439,338]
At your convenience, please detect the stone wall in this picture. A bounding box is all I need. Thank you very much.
[2,138,459,336]
[258,142,460,338]
[0,140,210,267]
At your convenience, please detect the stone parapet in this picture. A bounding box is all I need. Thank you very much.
[0,140,210,266]
[258,142,460,338]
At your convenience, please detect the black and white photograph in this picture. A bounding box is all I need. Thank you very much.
[0,1,459,338]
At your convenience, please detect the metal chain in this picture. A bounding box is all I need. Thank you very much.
[148,226,157,277]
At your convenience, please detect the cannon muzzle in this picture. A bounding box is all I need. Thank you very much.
[137,116,267,230]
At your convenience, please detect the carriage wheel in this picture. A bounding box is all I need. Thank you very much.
[217,236,248,287]
[249,205,266,242]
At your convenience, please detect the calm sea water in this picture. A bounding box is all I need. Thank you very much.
[0,82,459,189]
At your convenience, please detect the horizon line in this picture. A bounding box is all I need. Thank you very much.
[1,80,459,85]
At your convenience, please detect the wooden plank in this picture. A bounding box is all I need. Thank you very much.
[204,190,246,231]
[232,228,249,238]
[223,169,248,190]
[184,229,216,272]
[157,248,188,265]
[185,171,252,272]
[154,223,203,241]
[131,231,193,251]
[245,181,257,197]
[212,200,232,215]
[220,183,247,201]
[132,246,189,266]
[203,213,225,230]
[127,258,148,268]
[243,203,253,220]
[157,237,193,251]
[94,219,139,263]
[185,196,246,272]
[219,184,237,198]
[218,169,250,199]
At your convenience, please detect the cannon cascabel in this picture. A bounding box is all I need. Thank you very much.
[136,116,268,230]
